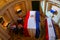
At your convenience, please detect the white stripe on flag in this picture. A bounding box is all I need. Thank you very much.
[47,18,56,40]
[27,11,36,37]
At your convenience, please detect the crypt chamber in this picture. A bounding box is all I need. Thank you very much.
[0,0,60,40]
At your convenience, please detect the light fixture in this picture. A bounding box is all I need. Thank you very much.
[14,5,22,13]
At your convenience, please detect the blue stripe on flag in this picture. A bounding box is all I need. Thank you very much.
[52,20,57,39]
[35,11,40,38]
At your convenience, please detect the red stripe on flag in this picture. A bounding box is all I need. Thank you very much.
[23,11,30,37]
[45,19,49,40]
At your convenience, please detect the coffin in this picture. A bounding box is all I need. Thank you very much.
[45,18,57,40]
[23,11,40,38]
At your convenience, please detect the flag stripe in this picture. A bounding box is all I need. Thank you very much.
[27,11,36,37]
[24,11,30,37]
[45,19,49,40]
[35,11,40,38]
[52,20,57,39]
[45,18,56,40]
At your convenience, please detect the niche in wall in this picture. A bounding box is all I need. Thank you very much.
[13,2,27,17]
[0,12,11,30]
[0,16,4,24]
[14,4,22,13]
[32,1,40,11]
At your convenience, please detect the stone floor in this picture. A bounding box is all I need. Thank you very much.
[9,27,45,40]
[9,25,60,40]
[9,14,60,40]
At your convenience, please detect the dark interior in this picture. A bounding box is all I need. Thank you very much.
[32,1,40,11]
[0,17,4,24]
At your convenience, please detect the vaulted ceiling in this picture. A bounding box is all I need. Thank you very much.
[0,0,60,10]
[0,0,15,10]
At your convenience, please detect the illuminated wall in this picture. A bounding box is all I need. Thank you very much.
[46,2,60,27]
[52,6,60,27]
[41,0,45,13]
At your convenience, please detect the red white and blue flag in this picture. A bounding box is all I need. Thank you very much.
[45,18,57,40]
[23,11,40,38]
